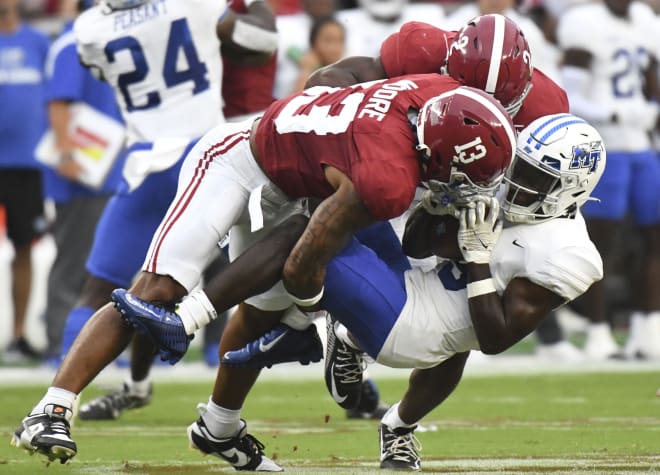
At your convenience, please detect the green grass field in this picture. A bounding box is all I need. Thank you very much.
[1,371,659,474]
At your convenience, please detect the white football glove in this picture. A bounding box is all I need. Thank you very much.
[420,189,459,217]
[457,196,502,264]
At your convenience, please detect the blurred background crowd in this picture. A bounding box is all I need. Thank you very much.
[1,0,659,369]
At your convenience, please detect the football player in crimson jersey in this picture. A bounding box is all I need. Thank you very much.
[213,13,571,376]
[308,13,569,129]
[14,74,516,469]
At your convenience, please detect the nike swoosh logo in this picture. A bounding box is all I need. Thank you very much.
[221,447,249,467]
[512,239,524,248]
[478,236,488,249]
[330,363,347,403]
[258,330,288,353]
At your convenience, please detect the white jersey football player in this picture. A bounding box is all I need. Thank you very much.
[556,0,660,360]
[321,114,605,469]
[9,0,278,464]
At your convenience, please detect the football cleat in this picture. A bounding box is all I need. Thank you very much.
[346,379,390,419]
[379,423,422,471]
[111,288,193,365]
[11,404,77,464]
[325,314,364,410]
[188,405,282,472]
[79,382,153,420]
[221,323,323,369]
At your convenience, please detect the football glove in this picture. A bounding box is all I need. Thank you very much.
[457,196,502,264]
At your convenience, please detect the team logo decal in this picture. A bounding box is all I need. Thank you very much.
[453,137,487,164]
[449,32,469,56]
[569,141,602,173]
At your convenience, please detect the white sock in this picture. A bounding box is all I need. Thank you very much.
[32,387,77,415]
[126,378,151,398]
[335,323,360,351]
[380,402,416,429]
[177,289,218,335]
[202,398,242,438]
[281,306,314,330]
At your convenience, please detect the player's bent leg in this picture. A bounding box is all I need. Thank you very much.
[53,303,137,394]
[12,404,77,464]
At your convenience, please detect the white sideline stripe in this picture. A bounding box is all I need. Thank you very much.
[74,456,660,475]
[2,356,659,386]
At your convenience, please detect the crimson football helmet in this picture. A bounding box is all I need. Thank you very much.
[446,14,533,117]
[416,86,516,198]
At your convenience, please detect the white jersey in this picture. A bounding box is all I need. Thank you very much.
[74,0,226,145]
[377,213,603,369]
[557,2,658,151]
[273,13,312,100]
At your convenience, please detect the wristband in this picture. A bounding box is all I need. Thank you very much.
[288,286,324,308]
[467,278,496,299]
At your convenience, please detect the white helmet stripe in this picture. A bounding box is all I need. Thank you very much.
[485,14,505,94]
[455,87,517,161]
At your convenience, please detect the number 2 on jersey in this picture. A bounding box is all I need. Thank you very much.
[104,18,209,112]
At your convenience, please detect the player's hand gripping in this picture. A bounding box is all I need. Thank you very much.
[457,196,502,264]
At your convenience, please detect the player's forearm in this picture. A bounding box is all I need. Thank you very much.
[283,183,374,300]
[218,3,277,55]
[465,263,512,354]
[306,56,386,89]
[48,101,74,153]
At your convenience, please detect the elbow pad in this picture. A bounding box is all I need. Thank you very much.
[231,19,278,54]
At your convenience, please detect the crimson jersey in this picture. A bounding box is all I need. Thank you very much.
[255,74,461,221]
[379,21,569,128]
[222,0,276,118]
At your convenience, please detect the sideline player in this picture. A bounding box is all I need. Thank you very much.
[557,0,660,359]
[13,74,516,469]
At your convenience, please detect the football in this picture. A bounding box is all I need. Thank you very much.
[431,214,462,260]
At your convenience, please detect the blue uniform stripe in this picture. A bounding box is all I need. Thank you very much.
[527,113,573,145]
[535,119,588,149]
